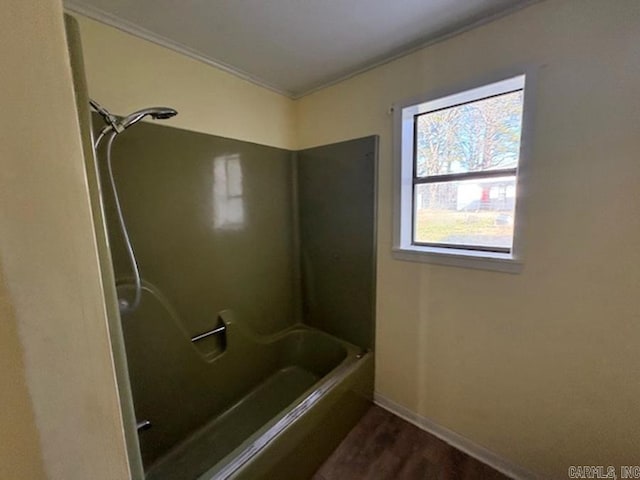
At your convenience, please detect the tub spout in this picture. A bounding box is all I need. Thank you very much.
[136,420,152,432]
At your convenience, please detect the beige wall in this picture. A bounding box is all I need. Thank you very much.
[74,15,296,150]
[297,0,640,477]
[0,265,45,480]
[0,1,131,479]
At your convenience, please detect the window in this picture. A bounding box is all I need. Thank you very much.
[393,75,527,272]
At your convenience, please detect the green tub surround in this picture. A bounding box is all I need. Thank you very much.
[86,108,377,479]
[297,138,378,351]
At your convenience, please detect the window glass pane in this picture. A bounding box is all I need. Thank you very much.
[413,176,516,250]
[415,90,523,177]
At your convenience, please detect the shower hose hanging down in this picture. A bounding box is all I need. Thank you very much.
[90,99,178,314]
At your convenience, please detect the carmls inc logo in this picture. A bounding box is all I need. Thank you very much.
[568,466,640,479]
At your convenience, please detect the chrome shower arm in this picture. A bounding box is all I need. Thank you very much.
[89,98,124,134]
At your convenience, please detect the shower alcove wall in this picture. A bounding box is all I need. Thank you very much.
[66,14,377,480]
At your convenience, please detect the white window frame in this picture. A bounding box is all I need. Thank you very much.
[392,72,534,273]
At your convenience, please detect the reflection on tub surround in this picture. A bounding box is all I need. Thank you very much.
[213,154,246,231]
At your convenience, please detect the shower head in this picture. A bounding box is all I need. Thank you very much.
[90,100,179,148]
[120,107,178,130]
[151,109,178,120]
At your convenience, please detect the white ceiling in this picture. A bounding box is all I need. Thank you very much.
[65,0,535,98]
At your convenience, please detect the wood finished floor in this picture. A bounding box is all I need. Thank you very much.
[313,406,511,480]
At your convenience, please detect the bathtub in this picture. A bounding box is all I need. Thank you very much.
[121,284,373,480]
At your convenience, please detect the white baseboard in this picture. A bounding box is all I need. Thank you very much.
[373,392,544,480]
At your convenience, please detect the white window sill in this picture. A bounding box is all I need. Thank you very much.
[392,246,522,274]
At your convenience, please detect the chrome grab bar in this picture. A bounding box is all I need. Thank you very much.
[191,324,226,343]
